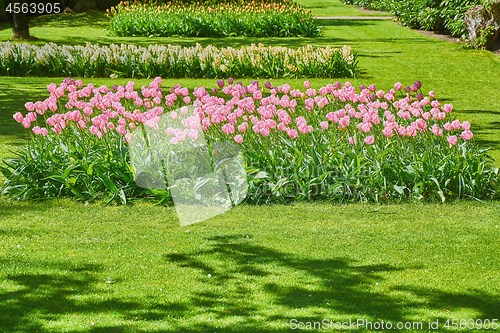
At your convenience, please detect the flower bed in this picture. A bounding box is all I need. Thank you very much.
[1,77,498,204]
[341,0,481,37]
[107,0,320,37]
[0,42,358,79]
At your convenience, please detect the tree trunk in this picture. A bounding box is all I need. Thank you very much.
[9,1,30,39]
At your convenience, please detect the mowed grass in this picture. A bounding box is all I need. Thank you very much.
[1,1,500,331]
[1,200,500,332]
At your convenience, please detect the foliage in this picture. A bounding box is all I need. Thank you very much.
[0,42,358,78]
[1,78,498,205]
[341,0,482,37]
[107,0,320,37]
[474,25,497,49]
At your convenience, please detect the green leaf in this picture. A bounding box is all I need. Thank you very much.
[0,165,13,179]
[254,171,270,179]
[393,184,406,195]
[99,173,118,193]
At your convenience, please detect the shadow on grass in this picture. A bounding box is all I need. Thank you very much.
[29,11,110,29]
[0,80,49,141]
[1,232,499,332]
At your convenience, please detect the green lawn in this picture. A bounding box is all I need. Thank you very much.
[1,1,500,331]
[1,200,500,332]
[297,0,392,17]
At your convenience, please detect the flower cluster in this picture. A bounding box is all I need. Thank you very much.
[0,42,357,79]
[108,0,319,37]
[13,77,473,150]
[5,77,498,204]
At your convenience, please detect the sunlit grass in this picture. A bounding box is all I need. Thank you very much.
[0,1,499,331]
[1,199,499,332]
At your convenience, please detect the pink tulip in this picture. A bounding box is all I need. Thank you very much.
[364,135,375,145]
[429,91,436,98]
[22,118,31,128]
[442,104,453,113]
[461,121,471,131]
[451,120,461,130]
[265,119,277,129]
[320,121,329,130]
[238,123,248,133]
[47,83,57,93]
[40,128,48,136]
[25,102,35,112]
[170,111,178,119]
[382,127,393,138]
[305,98,314,111]
[460,130,473,141]
[304,81,311,89]
[188,130,199,140]
[253,90,262,100]
[134,98,143,107]
[326,111,338,123]
[306,89,317,97]
[338,116,350,129]
[234,134,243,143]
[447,135,458,146]
[260,128,270,137]
[348,136,356,145]
[394,82,402,90]
[13,112,24,123]
[287,129,298,139]
[222,123,235,134]
[32,126,41,135]
[277,123,287,131]
[89,125,99,135]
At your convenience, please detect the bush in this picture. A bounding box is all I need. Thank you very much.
[1,78,498,205]
[107,0,320,37]
[0,42,358,78]
[341,0,482,37]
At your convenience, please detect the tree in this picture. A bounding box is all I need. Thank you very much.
[8,0,30,39]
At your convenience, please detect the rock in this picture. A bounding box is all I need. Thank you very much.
[464,0,500,50]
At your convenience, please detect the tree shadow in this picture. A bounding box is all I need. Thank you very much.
[0,79,50,142]
[1,232,499,332]
[318,18,380,27]
[28,11,110,29]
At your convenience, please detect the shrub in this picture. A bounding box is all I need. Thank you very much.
[1,78,498,205]
[107,0,320,37]
[341,0,482,37]
[0,42,358,78]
